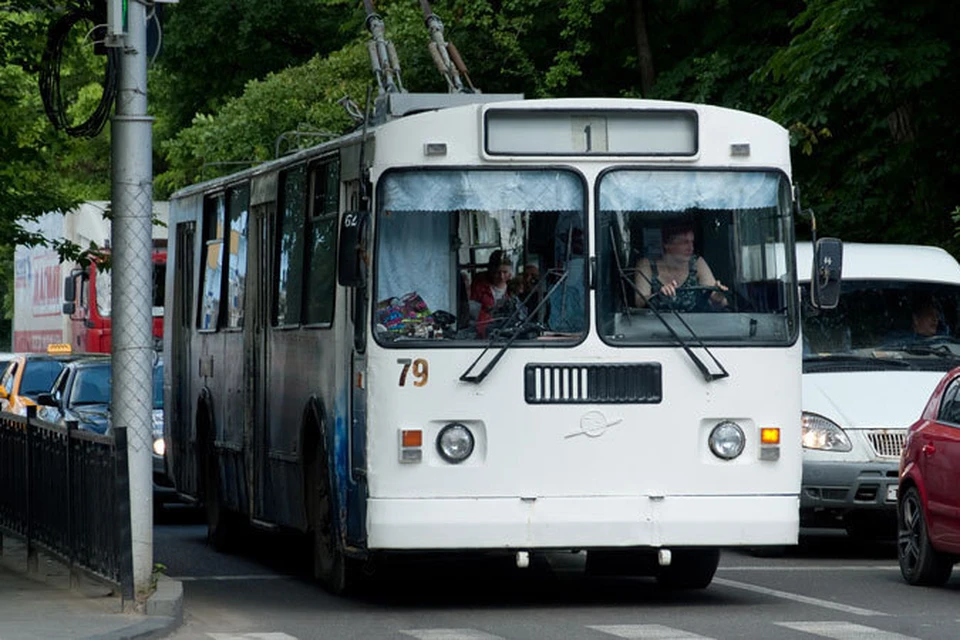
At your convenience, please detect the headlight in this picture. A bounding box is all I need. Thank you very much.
[436,423,474,464]
[152,409,165,456]
[801,412,852,451]
[708,421,745,460]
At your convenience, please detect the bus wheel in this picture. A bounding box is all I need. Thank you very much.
[306,446,354,594]
[655,548,720,589]
[203,449,238,551]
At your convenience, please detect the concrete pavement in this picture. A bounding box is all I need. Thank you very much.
[0,537,182,640]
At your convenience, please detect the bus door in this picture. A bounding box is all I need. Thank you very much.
[171,221,195,495]
[342,174,369,546]
[248,181,275,521]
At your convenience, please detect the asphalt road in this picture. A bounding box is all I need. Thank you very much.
[154,508,960,640]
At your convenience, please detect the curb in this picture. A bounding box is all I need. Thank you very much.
[0,537,183,640]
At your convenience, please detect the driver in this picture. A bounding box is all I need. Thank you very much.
[911,298,941,338]
[634,222,728,311]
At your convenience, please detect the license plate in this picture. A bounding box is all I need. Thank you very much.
[886,485,899,502]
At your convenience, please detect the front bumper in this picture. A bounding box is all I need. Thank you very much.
[367,494,799,549]
[800,459,899,528]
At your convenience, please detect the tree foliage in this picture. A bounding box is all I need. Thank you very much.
[761,0,960,249]
[3,0,960,252]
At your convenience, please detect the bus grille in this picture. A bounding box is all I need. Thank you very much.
[865,429,907,458]
[524,363,662,404]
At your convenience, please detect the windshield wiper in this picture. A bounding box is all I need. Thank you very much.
[612,229,728,382]
[460,269,569,384]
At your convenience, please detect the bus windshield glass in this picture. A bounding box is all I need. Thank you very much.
[596,169,798,346]
[374,169,587,345]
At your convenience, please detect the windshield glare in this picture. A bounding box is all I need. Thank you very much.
[802,281,960,358]
[374,169,587,345]
[596,169,798,346]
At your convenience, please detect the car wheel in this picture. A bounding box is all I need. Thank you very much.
[897,486,953,586]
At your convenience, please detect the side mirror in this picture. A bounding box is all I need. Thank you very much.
[337,211,369,287]
[63,268,82,315]
[36,393,58,408]
[811,237,843,309]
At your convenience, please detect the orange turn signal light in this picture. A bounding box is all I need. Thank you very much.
[760,427,781,445]
[401,429,423,448]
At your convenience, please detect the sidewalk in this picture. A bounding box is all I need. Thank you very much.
[0,537,182,640]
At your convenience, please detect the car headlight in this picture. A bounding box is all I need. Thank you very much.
[436,423,474,464]
[152,409,165,456]
[801,412,852,451]
[708,420,746,460]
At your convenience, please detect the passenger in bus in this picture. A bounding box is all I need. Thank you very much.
[470,250,515,337]
[634,222,728,311]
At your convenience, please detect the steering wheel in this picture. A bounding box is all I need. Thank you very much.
[681,285,731,312]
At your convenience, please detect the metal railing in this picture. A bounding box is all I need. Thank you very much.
[0,407,133,600]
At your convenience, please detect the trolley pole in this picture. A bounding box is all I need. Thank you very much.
[111,0,155,604]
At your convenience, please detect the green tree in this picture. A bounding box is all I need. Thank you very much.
[151,0,358,134]
[761,0,960,250]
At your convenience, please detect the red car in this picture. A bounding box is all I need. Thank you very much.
[898,365,960,586]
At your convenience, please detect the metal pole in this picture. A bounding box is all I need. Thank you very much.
[111,0,154,603]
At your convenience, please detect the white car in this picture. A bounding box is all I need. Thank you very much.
[797,242,960,539]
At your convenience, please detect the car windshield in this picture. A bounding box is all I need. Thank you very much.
[20,360,67,397]
[70,364,112,406]
[801,280,960,371]
[373,169,587,345]
[596,169,798,346]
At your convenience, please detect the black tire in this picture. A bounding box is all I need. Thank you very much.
[584,548,658,577]
[656,548,721,589]
[203,442,240,551]
[747,545,787,558]
[305,438,357,595]
[898,486,954,586]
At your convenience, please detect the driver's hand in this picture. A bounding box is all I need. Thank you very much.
[710,280,729,307]
[661,279,679,297]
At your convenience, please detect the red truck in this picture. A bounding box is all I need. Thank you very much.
[13,201,168,353]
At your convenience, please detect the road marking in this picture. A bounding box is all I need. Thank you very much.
[173,575,292,582]
[589,624,712,638]
[775,621,919,639]
[207,634,298,640]
[400,630,504,640]
[719,566,899,572]
[713,578,887,617]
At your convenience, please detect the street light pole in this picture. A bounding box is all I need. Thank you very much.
[111,0,155,604]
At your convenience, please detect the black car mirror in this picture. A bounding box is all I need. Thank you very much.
[36,392,58,408]
[811,237,843,310]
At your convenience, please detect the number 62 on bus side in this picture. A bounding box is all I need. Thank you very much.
[397,358,429,387]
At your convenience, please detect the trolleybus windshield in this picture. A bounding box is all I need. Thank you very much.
[597,169,799,346]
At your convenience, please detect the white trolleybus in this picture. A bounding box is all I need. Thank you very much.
[164,89,843,592]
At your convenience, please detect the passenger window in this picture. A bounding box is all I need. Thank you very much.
[226,184,250,329]
[199,194,225,331]
[275,165,307,327]
[303,160,339,326]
